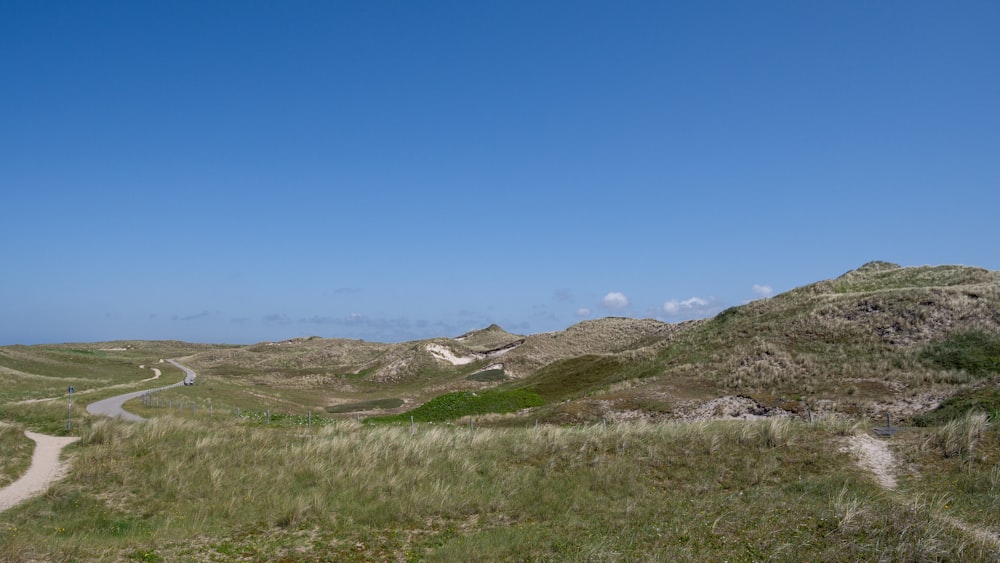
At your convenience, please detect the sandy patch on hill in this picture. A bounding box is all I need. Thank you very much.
[426,344,475,365]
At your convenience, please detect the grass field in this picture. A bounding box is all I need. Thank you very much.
[2,415,1000,561]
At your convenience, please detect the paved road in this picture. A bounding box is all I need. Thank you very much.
[86,359,196,422]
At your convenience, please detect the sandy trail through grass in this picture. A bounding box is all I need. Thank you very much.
[846,433,897,489]
[0,431,79,512]
[140,366,161,382]
[847,432,1000,551]
[11,366,163,405]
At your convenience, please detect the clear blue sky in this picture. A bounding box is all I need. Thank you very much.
[2,1,998,345]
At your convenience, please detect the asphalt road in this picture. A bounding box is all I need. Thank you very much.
[86,359,196,422]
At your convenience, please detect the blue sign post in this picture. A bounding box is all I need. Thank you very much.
[67,386,75,431]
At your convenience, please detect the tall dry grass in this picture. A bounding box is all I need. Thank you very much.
[926,411,990,459]
[3,416,995,561]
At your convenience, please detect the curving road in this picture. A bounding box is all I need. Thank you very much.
[1,360,197,513]
[86,359,196,422]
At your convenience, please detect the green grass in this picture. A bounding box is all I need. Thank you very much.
[914,387,1000,426]
[921,330,1000,377]
[0,342,222,404]
[513,355,660,402]
[3,417,996,561]
[0,424,33,488]
[368,389,544,423]
[465,369,506,382]
[892,413,1000,540]
[325,398,405,413]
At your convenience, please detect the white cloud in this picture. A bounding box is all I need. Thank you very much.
[601,292,629,310]
[662,297,710,316]
[576,308,591,317]
[752,284,774,298]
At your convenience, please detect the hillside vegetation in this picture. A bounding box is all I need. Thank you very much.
[169,262,999,427]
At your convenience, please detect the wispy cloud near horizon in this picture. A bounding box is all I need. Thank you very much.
[173,310,212,322]
[659,296,719,318]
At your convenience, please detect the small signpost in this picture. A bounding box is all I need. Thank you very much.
[874,412,899,437]
[67,386,75,431]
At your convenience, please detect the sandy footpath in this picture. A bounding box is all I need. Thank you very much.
[845,433,897,489]
[12,365,163,406]
[0,431,80,512]
[846,432,1000,550]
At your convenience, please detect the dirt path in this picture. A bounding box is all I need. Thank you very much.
[846,432,1000,551]
[139,366,161,382]
[0,432,80,512]
[12,365,164,406]
[845,433,897,489]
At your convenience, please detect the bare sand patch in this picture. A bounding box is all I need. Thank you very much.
[426,344,475,365]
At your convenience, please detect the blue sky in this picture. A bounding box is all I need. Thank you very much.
[2,1,998,345]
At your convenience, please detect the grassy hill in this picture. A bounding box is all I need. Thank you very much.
[498,261,1000,424]
[55,261,989,426]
